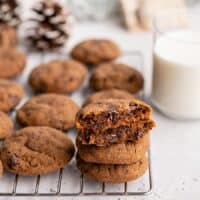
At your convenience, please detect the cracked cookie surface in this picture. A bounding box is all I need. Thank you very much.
[1,126,75,176]
[0,79,24,112]
[71,39,121,65]
[29,59,87,94]
[90,63,144,93]
[17,94,79,131]
[0,48,26,78]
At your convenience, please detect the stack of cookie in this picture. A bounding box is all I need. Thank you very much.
[76,98,155,183]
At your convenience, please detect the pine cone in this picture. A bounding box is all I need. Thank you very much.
[0,0,21,28]
[27,0,72,51]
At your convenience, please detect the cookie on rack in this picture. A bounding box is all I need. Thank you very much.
[77,133,149,164]
[90,63,144,94]
[83,89,134,106]
[76,99,155,146]
[0,160,2,177]
[77,156,148,183]
[1,126,75,176]
[0,111,13,140]
[0,48,26,78]
[16,94,79,131]
[70,39,121,65]
[0,25,17,47]
[0,79,24,113]
[29,59,87,94]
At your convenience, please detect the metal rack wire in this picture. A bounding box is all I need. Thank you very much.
[0,151,152,197]
[0,50,153,197]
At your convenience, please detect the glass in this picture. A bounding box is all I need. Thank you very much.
[151,11,200,119]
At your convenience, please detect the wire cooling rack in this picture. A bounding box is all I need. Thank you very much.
[0,152,152,197]
[0,50,153,197]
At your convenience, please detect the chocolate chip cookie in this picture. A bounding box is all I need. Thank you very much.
[0,48,26,78]
[0,111,13,139]
[0,25,17,47]
[77,133,149,164]
[90,63,144,93]
[16,94,79,131]
[0,79,24,112]
[29,59,87,94]
[77,156,147,183]
[76,99,155,146]
[71,39,121,65]
[84,89,134,106]
[1,126,75,176]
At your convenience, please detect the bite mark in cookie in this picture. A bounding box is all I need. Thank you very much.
[76,99,155,146]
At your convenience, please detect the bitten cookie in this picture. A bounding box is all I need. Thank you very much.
[84,89,134,106]
[71,39,121,65]
[0,160,3,177]
[76,99,155,146]
[0,25,17,47]
[77,133,149,164]
[29,59,87,94]
[1,127,75,176]
[90,63,144,93]
[16,94,79,131]
[77,156,148,183]
[0,79,24,112]
[0,48,26,78]
[0,111,13,139]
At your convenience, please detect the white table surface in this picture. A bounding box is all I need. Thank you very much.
[1,20,200,200]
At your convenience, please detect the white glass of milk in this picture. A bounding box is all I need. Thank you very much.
[151,12,200,119]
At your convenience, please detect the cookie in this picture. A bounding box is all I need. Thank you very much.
[77,156,148,183]
[77,133,149,164]
[76,99,155,146]
[16,94,79,131]
[0,111,13,139]
[29,59,87,94]
[71,39,121,65]
[0,25,17,47]
[1,126,75,176]
[90,63,144,93]
[84,89,134,106]
[0,160,2,177]
[0,79,24,112]
[0,48,26,78]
